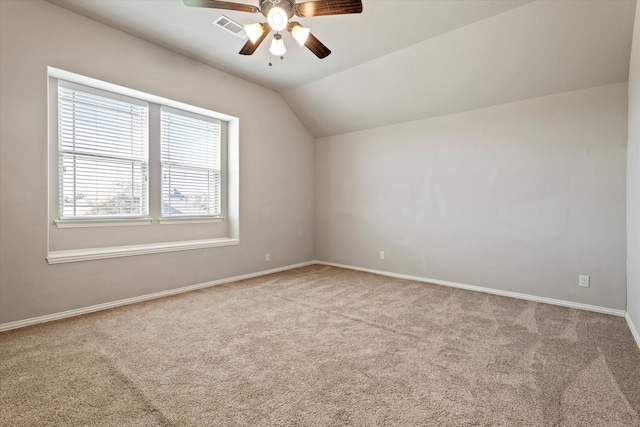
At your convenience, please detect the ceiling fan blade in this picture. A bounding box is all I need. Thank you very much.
[304,32,331,59]
[288,21,331,58]
[295,0,362,17]
[183,0,259,13]
[239,24,271,55]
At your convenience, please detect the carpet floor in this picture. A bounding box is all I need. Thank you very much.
[1,264,639,426]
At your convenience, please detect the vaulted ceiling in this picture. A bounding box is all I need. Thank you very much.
[46,0,637,137]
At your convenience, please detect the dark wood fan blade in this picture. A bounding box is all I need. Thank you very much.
[295,0,362,17]
[239,24,271,55]
[305,32,331,58]
[288,21,331,58]
[183,0,259,13]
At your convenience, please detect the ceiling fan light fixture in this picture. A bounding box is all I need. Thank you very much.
[269,33,286,56]
[291,25,310,47]
[244,22,264,44]
[267,7,288,31]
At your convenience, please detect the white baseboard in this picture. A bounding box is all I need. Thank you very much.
[314,261,627,317]
[0,261,314,332]
[1,260,631,334]
[626,313,640,349]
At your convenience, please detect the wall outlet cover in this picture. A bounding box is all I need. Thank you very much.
[579,275,590,288]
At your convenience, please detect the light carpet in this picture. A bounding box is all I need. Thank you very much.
[1,265,639,426]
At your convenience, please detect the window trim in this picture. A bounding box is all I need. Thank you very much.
[158,217,224,225]
[54,218,154,229]
[47,237,240,264]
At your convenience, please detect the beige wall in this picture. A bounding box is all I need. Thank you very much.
[316,83,628,311]
[627,4,640,340]
[0,0,315,324]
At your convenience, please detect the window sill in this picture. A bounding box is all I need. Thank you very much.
[158,216,224,225]
[46,237,239,264]
[55,218,153,229]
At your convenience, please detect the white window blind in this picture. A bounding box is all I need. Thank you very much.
[58,82,149,219]
[161,108,221,217]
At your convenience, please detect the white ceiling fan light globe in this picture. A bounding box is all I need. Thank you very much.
[244,23,264,44]
[269,35,286,56]
[267,7,288,31]
[291,25,310,46]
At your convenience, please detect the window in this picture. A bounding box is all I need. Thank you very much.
[54,78,227,224]
[161,108,221,218]
[48,68,239,263]
[58,82,148,219]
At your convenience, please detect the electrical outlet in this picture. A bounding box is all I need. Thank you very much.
[578,274,590,288]
[265,253,270,262]
[379,251,385,260]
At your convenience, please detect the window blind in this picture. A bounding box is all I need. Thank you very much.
[58,83,149,218]
[160,108,221,217]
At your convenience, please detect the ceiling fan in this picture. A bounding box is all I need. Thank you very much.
[183,0,363,61]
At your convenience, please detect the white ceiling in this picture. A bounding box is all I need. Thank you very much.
[46,0,636,137]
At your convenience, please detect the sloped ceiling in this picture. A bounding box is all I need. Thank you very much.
[46,0,636,138]
[285,0,637,137]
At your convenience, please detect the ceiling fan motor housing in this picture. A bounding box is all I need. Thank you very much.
[259,0,296,19]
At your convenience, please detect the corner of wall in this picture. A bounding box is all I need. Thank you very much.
[627,313,640,349]
[626,0,640,348]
